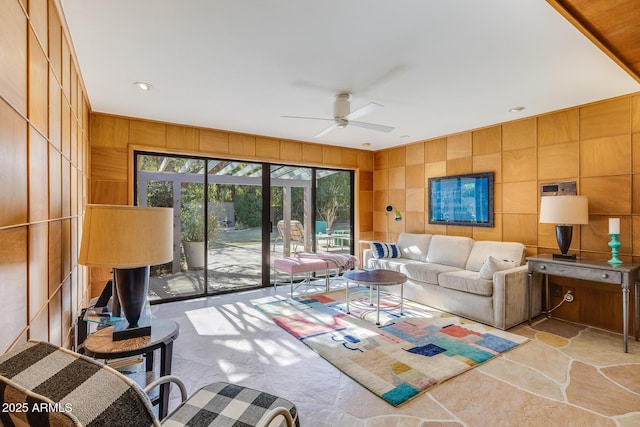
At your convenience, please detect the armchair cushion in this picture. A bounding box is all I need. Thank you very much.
[0,341,158,427]
[162,382,299,427]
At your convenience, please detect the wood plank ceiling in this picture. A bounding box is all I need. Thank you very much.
[549,0,640,82]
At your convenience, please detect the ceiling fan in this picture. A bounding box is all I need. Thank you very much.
[282,93,395,138]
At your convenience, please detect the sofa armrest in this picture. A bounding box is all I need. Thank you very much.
[362,248,373,268]
[492,265,542,329]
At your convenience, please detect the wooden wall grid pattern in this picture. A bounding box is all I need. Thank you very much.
[0,0,89,353]
[373,94,640,332]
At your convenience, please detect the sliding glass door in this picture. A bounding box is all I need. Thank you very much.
[135,152,354,303]
[315,169,353,254]
[206,161,263,292]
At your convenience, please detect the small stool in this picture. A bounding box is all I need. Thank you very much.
[273,257,329,297]
[163,382,299,426]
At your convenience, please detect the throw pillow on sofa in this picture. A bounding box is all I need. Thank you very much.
[370,241,400,258]
[478,256,517,280]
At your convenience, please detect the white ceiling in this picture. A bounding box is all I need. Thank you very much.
[60,0,640,151]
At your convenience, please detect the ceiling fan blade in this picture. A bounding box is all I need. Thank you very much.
[281,115,334,122]
[314,124,338,138]
[348,121,395,133]
[345,102,383,121]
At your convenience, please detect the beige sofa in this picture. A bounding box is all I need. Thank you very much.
[363,233,542,330]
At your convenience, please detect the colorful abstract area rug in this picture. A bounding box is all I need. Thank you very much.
[254,288,528,407]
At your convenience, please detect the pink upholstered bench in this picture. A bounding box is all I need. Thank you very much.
[273,257,329,297]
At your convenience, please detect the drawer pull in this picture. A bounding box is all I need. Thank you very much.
[602,273,609,279]
[539,265,546,270]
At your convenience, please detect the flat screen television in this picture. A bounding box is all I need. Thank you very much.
[428,172,494,227]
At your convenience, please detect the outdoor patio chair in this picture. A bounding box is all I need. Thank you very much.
[272,220,305,252]
[0,340,299,427]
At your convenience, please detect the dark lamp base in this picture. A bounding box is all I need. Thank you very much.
[552,253,577,260]
[112,317,151,341]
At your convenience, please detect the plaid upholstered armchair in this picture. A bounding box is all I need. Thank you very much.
[0,341,298,427]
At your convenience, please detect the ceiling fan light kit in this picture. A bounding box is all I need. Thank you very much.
[282,92,395,138]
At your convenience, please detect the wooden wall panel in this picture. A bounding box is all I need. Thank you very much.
[49,69,61,150]
[29,223,48,320]
[255,137,280,160]
[91,114,129,148]
[29,127,49,221]
[405,164,424,189]
[323,145,341,165]
[581,97,631,139]
[47,0,61,80]
[341,148,359,168]
[29,0,48,54]
[502,118,536,150]
[61,33,70,101]
[167,125,198,151]
[229,134,256,157]
[61,100,70,158]
[0,227,28,353]
[538,142,579,180]
[446,157,472,175]
[0,0,90,352]
[405,142,424,165]
[301,143,322,164]
[28,28,49,136]
[0,0,27,116]
[279,140,302,162]
[130,120,166,147]
[388,166,405,189]
[538,109,579,146]
[374,151,389,170]
[581,175,632,214]
[633,94,640,133]
[446,133,471,159]
[473,126,501,155]
[502,148,537,182]
[0,99,28,227]
[580,135,631,176]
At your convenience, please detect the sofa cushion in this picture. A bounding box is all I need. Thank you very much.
[370,241,400,258]
[397,233,432,261]
[439,270,494,296]
[426,235,474,268]
[478,256,518,280]
[465,241,525,272]
[401,262,461,284]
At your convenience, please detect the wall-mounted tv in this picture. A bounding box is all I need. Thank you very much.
[428,172,494,227]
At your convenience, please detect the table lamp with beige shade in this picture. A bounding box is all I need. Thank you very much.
[539,195,589,260]
[78,204,173,340]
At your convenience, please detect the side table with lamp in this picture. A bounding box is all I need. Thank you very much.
[531,195,639,353]
[78,204,179,417]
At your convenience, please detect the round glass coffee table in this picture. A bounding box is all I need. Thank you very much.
[343,269,408,325]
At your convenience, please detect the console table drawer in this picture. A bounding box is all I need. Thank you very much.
[532,263,622,284]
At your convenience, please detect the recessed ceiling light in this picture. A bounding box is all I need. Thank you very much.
[509,106,526,113]
[361,143,371,148]
[133,82,152,91]
[400,135,411,139]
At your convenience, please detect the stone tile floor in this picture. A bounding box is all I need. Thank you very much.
[151,280,640,426]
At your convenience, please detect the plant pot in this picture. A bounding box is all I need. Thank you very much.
[183,241,205,270]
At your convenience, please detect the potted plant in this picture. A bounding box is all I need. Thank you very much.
[180,201,218,269]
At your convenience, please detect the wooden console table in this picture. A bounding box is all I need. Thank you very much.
[527,254,639,353]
